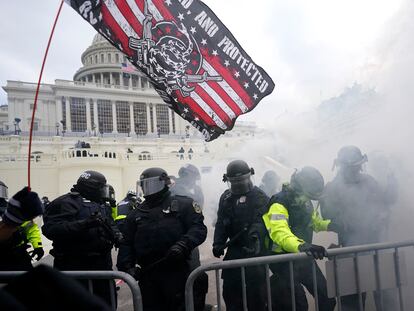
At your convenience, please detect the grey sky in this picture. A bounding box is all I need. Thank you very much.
[0,0,404,126]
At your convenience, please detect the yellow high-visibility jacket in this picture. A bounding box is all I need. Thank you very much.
[20,221,43,249]
[262,202,330,254]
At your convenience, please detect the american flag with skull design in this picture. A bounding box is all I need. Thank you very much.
[65,0,275,141]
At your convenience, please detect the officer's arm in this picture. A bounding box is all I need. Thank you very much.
[179,200,207,250]
[117,211,137,271]
[42,200,87,240]
[22,221,43,249]
[213,194,228,249]
[248,190,270,241]
[311,208,331,233]
[256,190,270,216]
[263,203,304,253]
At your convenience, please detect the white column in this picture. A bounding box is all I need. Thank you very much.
[112,101,118,133]
[129,102,136,136]
[92,74,96,84]
[146,103,151,134]
[109,72,113,86]
[119,73,124,88]
[65,97,71,132]
[100,73,104,85]
[168,107,173,134]
[138,76,142,89]
[93,99,99,134]
[152,104,158,134]
[57,97,63,125]
[129,75,133,89]
[86,99,91,132]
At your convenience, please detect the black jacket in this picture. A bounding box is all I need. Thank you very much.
[117,192,207,270]
[42,192,117,256]
[320,173,388,246]
[213,186,269,260]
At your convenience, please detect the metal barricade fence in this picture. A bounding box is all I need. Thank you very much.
[0,270,143,311]
[185,240,414,311]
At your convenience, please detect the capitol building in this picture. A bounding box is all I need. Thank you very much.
[0,34,258,201]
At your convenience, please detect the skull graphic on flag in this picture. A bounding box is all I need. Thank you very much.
[129,4,222,98]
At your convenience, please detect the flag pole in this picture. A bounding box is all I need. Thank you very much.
[28,0,64,190]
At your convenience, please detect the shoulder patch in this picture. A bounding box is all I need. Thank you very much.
[193,201,202,214]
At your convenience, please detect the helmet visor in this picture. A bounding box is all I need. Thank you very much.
[137,176,166,196]
[227,173,252,195]
[100,184,115,202]
[0,184,8,200]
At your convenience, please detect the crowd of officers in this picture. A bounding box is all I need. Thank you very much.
[0,145,397,311]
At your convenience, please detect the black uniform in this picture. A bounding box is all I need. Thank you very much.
[0,199,33,271]
[117,191,207,311]
[267,186,336,311]
[321,174,388,247]
[213,186,269,311]
[115,197,137,233]
[42,192,118,306]
[321,173,392,310]
[170,177,208,311]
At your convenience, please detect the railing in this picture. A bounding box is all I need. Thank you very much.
[0,270,143,311]
[185,240,414,311]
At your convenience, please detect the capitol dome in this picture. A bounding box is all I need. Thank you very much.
[73,34,151,90]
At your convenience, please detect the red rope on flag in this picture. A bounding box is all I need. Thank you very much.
[28,0,64,190]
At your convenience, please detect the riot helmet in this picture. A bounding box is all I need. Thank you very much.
[334,146,367,183]
[260,170,280,196]
[73,170,107,203]
[137,167,171,198]
[0,181,8,200]
[125,189,137,203]
[290,166,324,200]
[335,146,367,168]
[223,160,254,195]
[178,163,201,181]
[102,184,115,203]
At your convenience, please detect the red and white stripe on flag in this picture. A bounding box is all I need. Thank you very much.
[66,0,275,141]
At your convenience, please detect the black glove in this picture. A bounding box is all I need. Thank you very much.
[3,187,44,226]
[29,247,45,261]
[166,241,189,262]
[299,243,328,260]
[242,233,261,256]
[126,266,141,281]
[212,246,225,258]
[82,214,105,229]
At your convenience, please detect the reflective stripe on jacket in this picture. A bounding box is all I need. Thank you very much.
[262,203,330,254]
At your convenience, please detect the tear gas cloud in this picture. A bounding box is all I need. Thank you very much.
[200,0,414,241]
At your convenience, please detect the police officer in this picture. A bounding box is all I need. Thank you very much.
[42,170,121,306]
[170,164,208,311]
[117,167,207,311]
[262,167,336,311]
[114,190,139,232]
[213,160,269,311]
[320,146,396,310]
[0,181,44,270]
[259,170,280,197]
[171,164,204,207]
